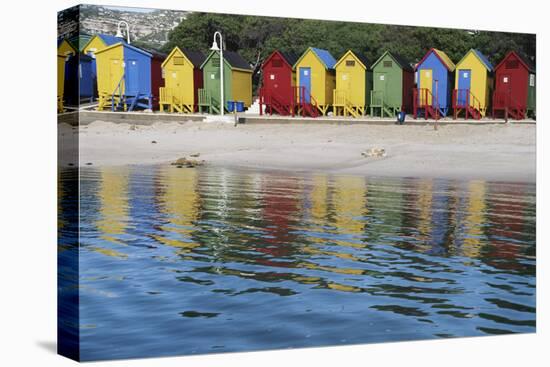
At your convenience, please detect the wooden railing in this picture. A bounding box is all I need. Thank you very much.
[452,89,481,110]
[292,86,319,117]
[413,88,439,120]
[492,91,522,110]
[259,87,291,115]
[333,89,347,106]
[370,90,384,107]
[159,87,172,104]
[416,88,434,107]
[198,89,211,106]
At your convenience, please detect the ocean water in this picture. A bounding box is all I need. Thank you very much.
[58,165,536,361]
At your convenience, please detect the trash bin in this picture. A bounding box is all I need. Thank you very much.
[397,111,406,124]
[227,101,235,112]
[236,101,244,112]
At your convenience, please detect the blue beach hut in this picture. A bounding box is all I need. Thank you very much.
[95,42,153,111]
[413,48,456,118]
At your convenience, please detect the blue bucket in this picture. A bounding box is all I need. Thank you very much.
[397,111,406,124]
[226,101,235,112]
[236,101,244,112]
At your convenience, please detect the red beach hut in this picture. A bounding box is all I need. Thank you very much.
[259,50,299,116]
[492,51,536,120]
[146,49,167,110]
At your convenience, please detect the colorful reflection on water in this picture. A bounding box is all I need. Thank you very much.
[59,165,536,361]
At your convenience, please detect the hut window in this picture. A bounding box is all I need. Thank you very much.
[530,74,535,86]
[383,61,392,68]
[173,57,185,65]
[272,59,283,68]
[506,60,519,69]
[346,60,355,67]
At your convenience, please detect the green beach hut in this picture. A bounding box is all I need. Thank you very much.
[198,50,253,114]
[370,51,415,117]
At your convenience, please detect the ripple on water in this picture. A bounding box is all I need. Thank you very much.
[59,165,535,361]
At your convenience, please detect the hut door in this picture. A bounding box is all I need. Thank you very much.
[374,72,387,106]
[173,71,181,89]
[110,59,123,94]
[299,67,311,103]
[126,60,139,95]
[500,74,512,94]
[420,69,433,105]
[458,69,471,105]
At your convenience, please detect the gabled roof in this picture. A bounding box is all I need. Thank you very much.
[262,50,300,70]
[279,51,300,67]
[142,48,167,60]
[495,51,536,73]
[97,34,126,46]
[224,51,252,70]
[95,42,152,58]
[181,49,206,68]
[334,50,369,69]
[200,50,252,72]
[82,34,126,53]
[371,51,414,72]
[294,47,337,70]
[162,46,205,68]
[68,34,93,52]
[456,49,493,72]
[416,48,456,72]
[57,38,77,56]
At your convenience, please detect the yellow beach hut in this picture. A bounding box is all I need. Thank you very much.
[294,47,337,116]
[333,50,371,117]
[57,39,76,112]
[57,54,66,112]
[159,47,205,113]
[453,49,493,119]
[58,39,76,58]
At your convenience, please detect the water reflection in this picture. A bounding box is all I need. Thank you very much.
[62,165,536,361]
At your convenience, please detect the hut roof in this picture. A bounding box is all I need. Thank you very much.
[472,49,493,71]
[97,34,127,46]
[279,51,300,67]
[311,47,337,69]
[181,49,206,68]
[495,51,535,73]
[142,48,167,60]
[262,50,299,69]
[162,47,205,68]
[334,50,369,69]
[371,51,414,72]
[457,49,493,72]
[95,42,152,58]
[295,47,337,70]
[416,48,456,72]
[201,50,252,71]
[224,51,252,70]
[68,34,93,52]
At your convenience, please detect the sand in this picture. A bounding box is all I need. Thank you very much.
[62,119,536,182]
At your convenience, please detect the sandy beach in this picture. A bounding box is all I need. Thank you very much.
[60,119,536,182]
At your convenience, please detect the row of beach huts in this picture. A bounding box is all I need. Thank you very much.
[57,33,536,120]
